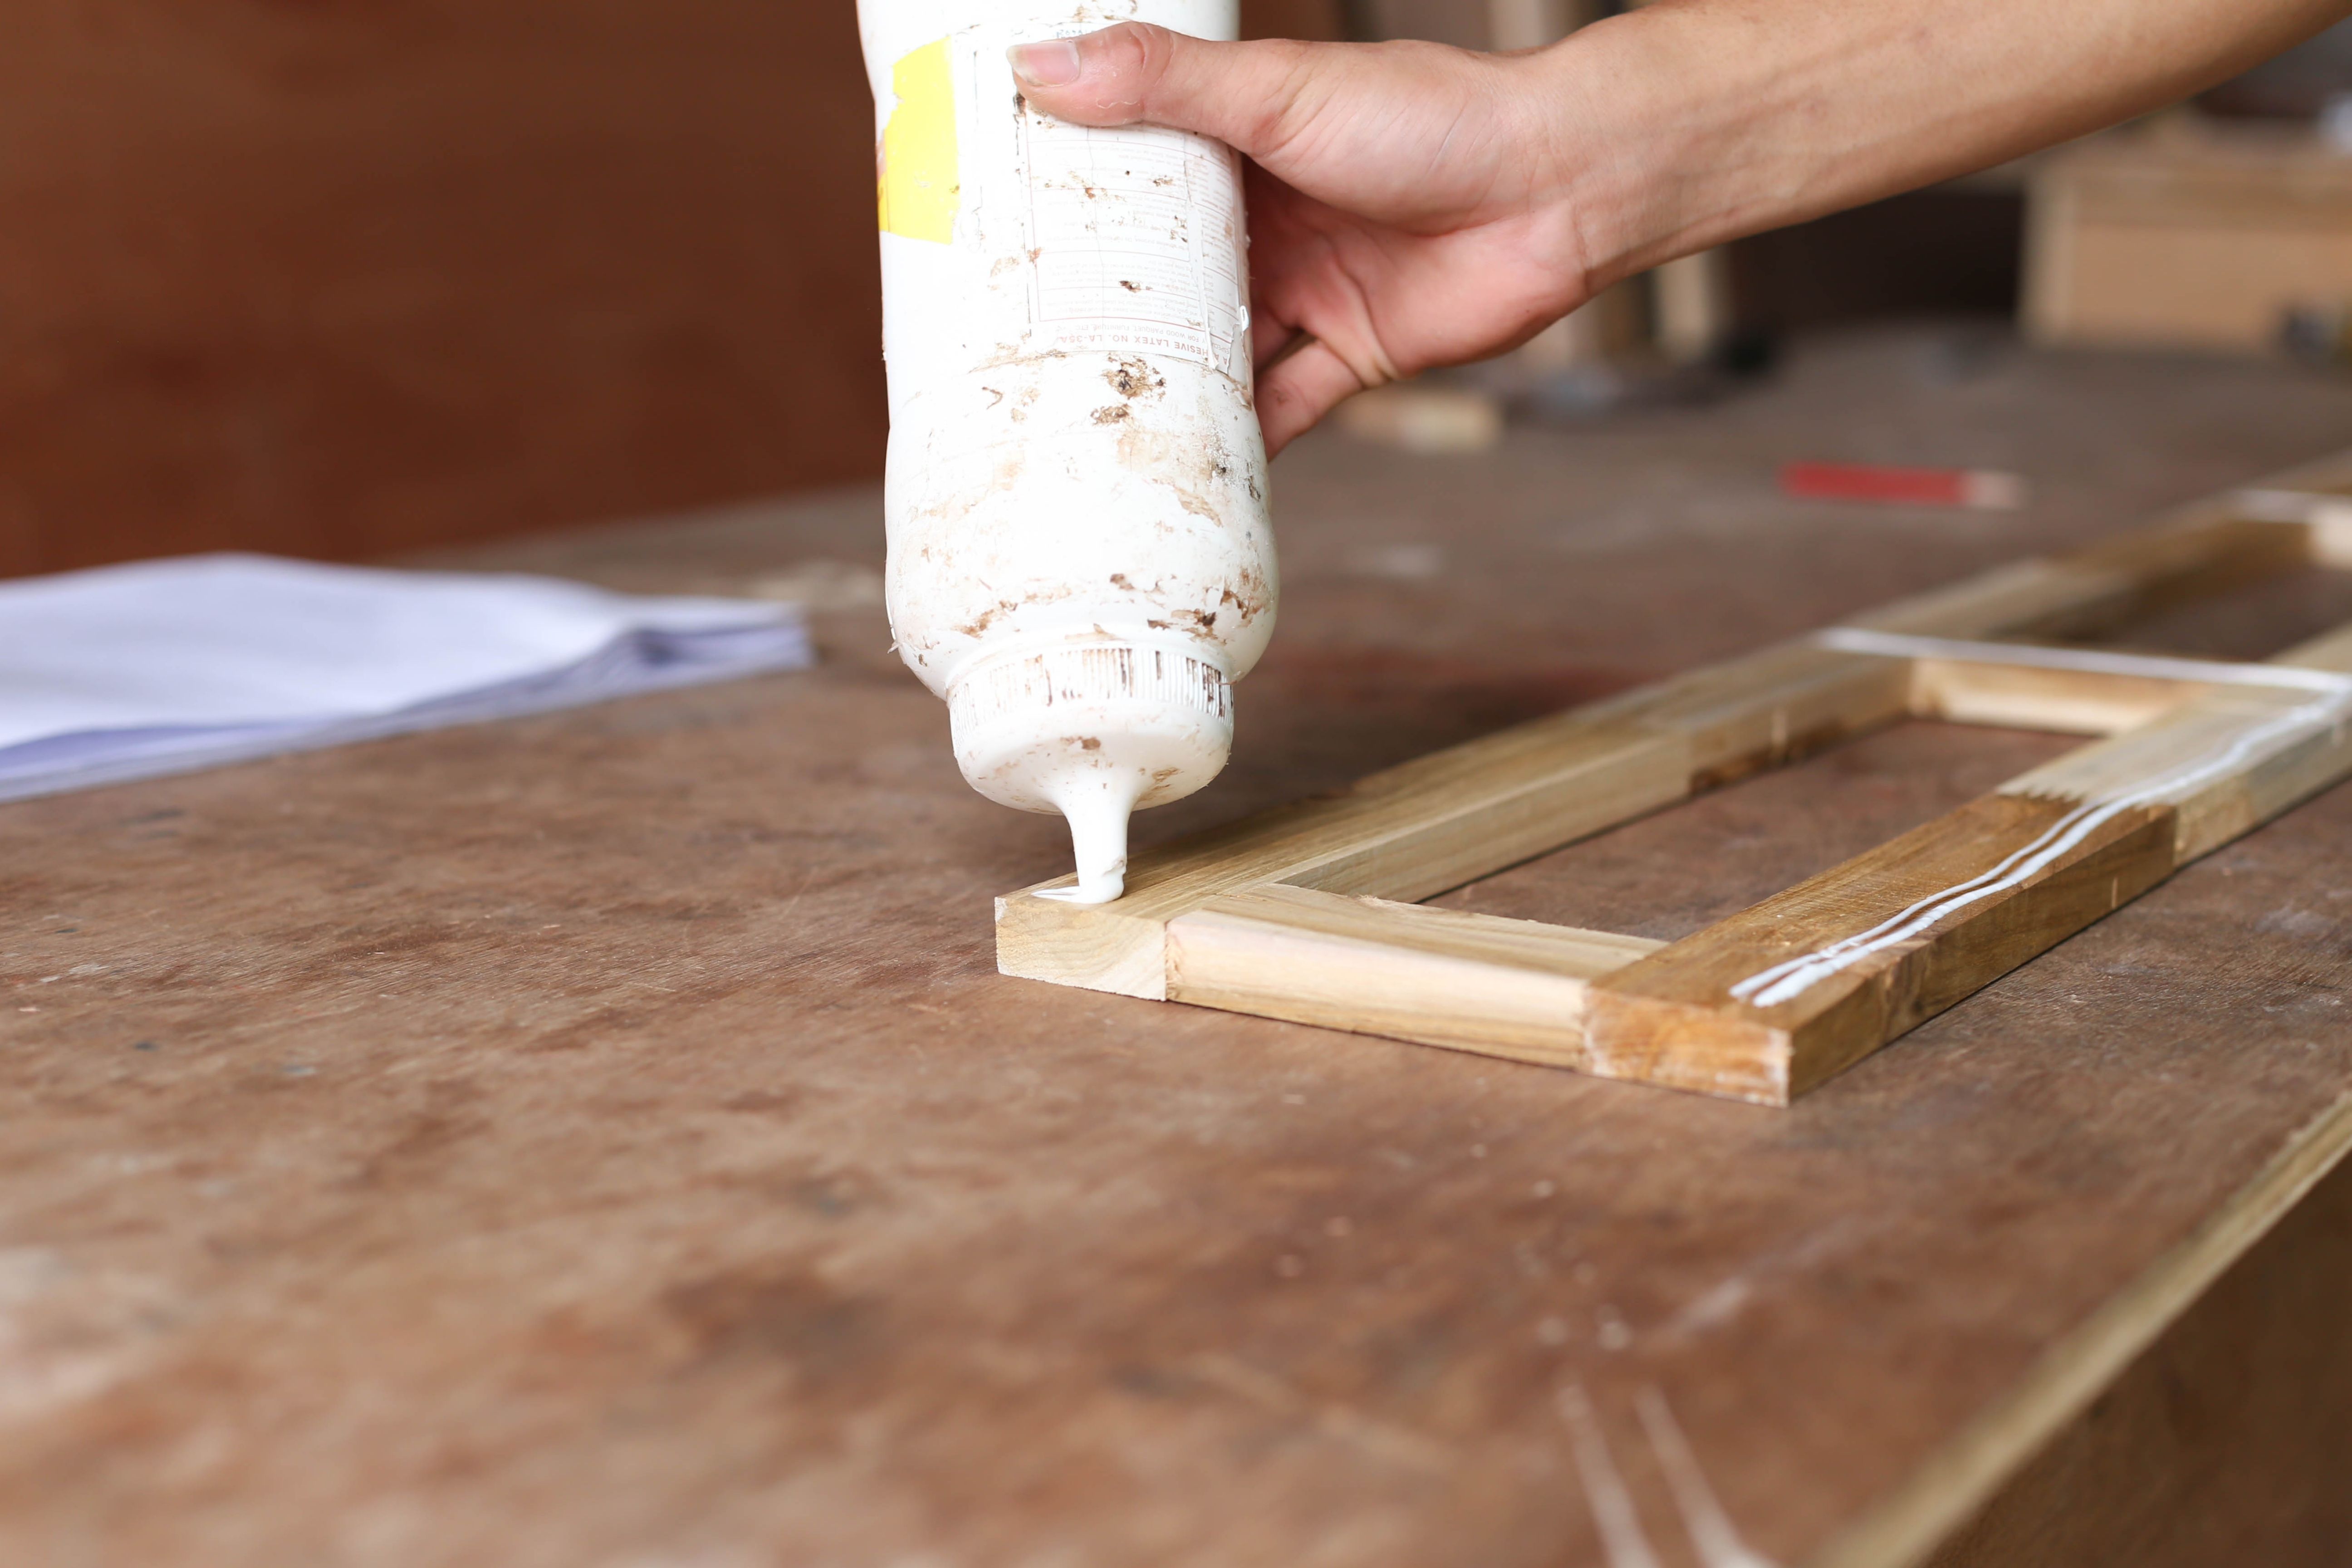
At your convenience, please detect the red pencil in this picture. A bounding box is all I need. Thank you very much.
[1781,461,2029,511]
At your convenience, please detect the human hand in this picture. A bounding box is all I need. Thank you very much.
[1009,24,1596,455]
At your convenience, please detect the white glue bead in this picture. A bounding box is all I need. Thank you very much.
[950,642,1233,904]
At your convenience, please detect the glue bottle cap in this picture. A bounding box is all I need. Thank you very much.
[947,639,1235,903]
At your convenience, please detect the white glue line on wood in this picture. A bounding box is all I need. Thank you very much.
[1558,1384,1666,1568]
[1814,627,2352,695]
[1635,1388,1783,1568]
[1729,686,2352,1009]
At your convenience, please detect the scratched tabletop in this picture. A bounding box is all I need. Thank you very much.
[6,328,2352,1567]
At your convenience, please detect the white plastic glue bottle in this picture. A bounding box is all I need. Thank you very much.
[858,0,1276,904]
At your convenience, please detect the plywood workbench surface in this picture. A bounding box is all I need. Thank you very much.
[6,329,2352,1566]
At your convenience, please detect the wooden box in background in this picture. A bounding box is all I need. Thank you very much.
[2025,121,2352,353]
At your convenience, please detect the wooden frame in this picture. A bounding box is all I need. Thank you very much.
[997,456,2352,1105]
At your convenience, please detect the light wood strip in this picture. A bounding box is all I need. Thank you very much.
[2308,510,2351,568]
[1829,624,2349,737]
[1823,626,2352,693]
[1274,724,1691,902]
[1165,885,1660,1068]
[1572,639,1920,787]
[1909,658,2194,736]
[2002,686,2352,863]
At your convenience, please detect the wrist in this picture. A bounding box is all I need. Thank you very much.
[1528,6,1798,294]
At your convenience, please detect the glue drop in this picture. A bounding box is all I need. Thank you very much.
[858,1,1276,904]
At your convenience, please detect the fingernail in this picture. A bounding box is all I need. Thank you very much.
[1008,39,1083,88]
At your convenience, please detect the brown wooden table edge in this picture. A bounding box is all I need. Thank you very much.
[1804,1089,2352,1568]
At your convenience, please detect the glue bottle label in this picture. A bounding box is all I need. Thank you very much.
[1019,110,1247,374]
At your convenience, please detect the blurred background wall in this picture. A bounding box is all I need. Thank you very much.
[0,5,884,577]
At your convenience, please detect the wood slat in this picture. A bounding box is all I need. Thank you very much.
[1583,796,2180,1104]
[1568,639,1918,788]
[1908,658,2197,735]
[1863,627,2347,735]
[1165,885,1659,1068]
[1842,443,2352,646]
[1850,518,2311,642]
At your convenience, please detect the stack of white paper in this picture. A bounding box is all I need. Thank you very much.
[0,553,814,803]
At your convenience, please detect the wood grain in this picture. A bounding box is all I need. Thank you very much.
[1922,1152,2352,1568]
[7,329,2352,1567]
[1167,885,1659,1067]
[1907,657,2196,735]
[1827,1089,2352,1568]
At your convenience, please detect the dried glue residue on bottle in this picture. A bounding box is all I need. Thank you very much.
[858,0,1276,902]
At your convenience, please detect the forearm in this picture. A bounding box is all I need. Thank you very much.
[1556,0,2352,286]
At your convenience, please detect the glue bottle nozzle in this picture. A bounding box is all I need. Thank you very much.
[1033,774,1138,905]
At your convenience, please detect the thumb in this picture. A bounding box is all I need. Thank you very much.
[1007,23,1313,157]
